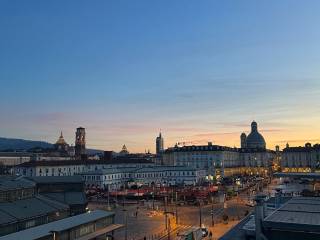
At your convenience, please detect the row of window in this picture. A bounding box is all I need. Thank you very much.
[83,170,196,182]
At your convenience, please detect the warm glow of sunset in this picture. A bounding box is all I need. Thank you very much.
[1,1,320,153]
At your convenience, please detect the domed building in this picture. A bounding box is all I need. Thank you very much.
[119,144,129,156]
[241,121,266,149]
[54,131,69,152]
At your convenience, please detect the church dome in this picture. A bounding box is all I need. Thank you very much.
[119,144,129,155]
[245,121,266,149]
[56,131,67,145]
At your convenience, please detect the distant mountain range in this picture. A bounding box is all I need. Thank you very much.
[0,137,104,154]
[0,137,52,151]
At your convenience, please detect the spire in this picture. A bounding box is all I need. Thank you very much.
[60,131,63,138]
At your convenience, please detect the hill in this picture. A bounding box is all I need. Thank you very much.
[0,137,53,151]
[0,137,104,154]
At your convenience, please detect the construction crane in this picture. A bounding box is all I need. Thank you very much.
[176,140,213,147]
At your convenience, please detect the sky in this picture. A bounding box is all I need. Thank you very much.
[0,0,320,152]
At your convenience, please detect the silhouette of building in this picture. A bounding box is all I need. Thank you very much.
[75,127,86,160]
[241,121,266,150]
[240,133,247,148]
[119,145,129,156]
[156,132,164,155]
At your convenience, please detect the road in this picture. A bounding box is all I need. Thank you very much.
[89,196,251,240]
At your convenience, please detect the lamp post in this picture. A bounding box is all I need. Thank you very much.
[123,209,128,240]
[152,184,155,210]
[164,196,168,229]
[211,196,214,227]
[175,191,178,225]
[199,200,202,228]
[167,218,171,240]
[107,184,110,210]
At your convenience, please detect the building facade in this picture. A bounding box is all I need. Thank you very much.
[281,143,320,172]
[15,158,155,177]
[0,152,32,166]
[0,176,82,236]
[162,121,275,177]
[81,166,206,190]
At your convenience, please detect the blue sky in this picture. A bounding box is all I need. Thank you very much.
[1,0,320,152]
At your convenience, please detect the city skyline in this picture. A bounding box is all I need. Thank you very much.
[1,1,320,152]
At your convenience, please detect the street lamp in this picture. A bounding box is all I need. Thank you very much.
[211,196,214,227]
[122,208,128,240]
[199,200,202,228]
[152,183,155,210]
[175,191,178,225]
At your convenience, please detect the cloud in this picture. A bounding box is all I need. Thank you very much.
[275,139,320,144]
[260,129,286,133]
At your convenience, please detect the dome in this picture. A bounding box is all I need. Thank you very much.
[119,144,129,155]
[56,131,67,145]
[245,121,266,149]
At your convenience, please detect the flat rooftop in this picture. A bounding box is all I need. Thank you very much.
[264,197,320,232]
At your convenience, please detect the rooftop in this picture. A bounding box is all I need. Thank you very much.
[43,192,87,205]
[0,152,33,157]
[0,176,35,191]
[17,157,153,168]
[80,165,199,175]
[165,144,239,153]
[0,210,115,240]
[27,175,84,184]
[264,197,320,232]
[164,144,274,153]
[0,195,69,226]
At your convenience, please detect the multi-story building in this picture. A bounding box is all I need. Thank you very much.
[0,210,121,240]
[81,166,206,190]
[15,157,155,177]
[163,144,240,177]
[163,121,276,177]
[28,176,88,215]
[0,175,87,236]
[0,152,32,166]
[281,143,320,172]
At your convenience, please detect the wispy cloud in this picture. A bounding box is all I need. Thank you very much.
[275,139,320,144]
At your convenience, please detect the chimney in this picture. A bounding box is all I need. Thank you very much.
[254,194,267,240]
[275,188,282,209]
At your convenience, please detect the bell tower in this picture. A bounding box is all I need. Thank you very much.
[75,127,86,160]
